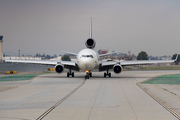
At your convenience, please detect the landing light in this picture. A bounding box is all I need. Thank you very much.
[85,70,90,73]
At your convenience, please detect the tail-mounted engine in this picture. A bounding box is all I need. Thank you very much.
[55,64,64,74]
[113,64,123,74]
[85,38,96,49]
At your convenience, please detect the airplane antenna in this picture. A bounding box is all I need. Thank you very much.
[90,17,92,38]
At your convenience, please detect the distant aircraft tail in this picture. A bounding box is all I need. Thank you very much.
[1,53,5,61]
[174,54,179,64]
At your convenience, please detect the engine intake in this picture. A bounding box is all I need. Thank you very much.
[55,64,64,74]
[113,64,123,74]
[85,38,96,49]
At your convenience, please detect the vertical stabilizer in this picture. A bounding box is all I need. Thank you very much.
[86,17,96,49]
[90,17,92,38]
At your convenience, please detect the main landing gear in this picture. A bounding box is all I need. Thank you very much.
[104,70,111,77]
[67,69,74,77]
[85,70,92,79]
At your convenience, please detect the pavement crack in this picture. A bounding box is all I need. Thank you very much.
[88,80,102,120]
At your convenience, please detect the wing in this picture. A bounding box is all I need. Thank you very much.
[99,59,176,71]
[99,61,118,71]
[120,60,175,66]
[120,54,178,66]
[5,59,58,65]
[5,59,79,71]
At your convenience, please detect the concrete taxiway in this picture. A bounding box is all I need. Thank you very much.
[0,70,180,120]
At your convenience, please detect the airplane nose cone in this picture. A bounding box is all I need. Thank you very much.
[79,58,95,70]
[84,60,92,68]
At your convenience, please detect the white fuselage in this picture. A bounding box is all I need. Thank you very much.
[77,49,99,71]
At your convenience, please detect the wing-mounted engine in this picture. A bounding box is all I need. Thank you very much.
[85,38,96,49]
[113,64,123,74]
[55,64,64,74]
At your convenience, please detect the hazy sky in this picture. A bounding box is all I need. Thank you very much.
[0,0,180,56]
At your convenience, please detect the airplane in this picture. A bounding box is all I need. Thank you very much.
[5,18,178,79]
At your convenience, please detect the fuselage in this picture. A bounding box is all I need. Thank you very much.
[77,48,99,71]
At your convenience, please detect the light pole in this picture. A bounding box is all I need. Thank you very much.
[18,50,20,59]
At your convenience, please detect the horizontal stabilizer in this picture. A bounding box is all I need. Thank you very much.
[62,51,78,56]
[99,51,120,57]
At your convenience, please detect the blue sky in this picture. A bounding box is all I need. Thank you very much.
[0,0,180,56]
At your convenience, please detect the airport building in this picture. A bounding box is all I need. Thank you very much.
[98,49,108,55]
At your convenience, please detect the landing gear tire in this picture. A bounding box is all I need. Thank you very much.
[67,72,70,77]
[89,72,92,77]
[104,73,106,77]
[109,73,111,77]
[72,72,74,77]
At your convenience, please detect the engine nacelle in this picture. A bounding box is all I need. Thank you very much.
[55,64,64,74]
[113,64,123,74]
[85,38,96,49]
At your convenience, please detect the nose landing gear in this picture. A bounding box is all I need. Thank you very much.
[85,74,89,79]
[85,70,92,79]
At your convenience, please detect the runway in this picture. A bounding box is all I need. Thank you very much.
[0,70,180,120]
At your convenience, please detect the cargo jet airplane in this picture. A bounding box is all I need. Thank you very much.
[5,18,178,79]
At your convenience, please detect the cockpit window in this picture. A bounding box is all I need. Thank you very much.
[82,55,93,58]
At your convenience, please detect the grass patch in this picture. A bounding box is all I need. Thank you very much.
[42,71,52,73]
[141,74,180,85]
[0,73,46,82]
